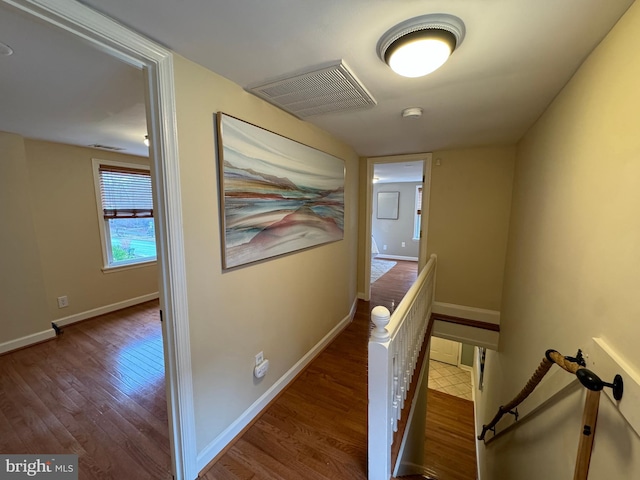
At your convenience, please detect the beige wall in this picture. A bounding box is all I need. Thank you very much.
[356,149,514,309]
[25,140,158,320]
[172,55,360,453]
[427,146,515,311]
[0,133,158,348]
[0,132,50,344]
[477,2,640,478]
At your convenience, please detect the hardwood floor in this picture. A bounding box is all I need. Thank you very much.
[0,301,172,480]
[0,262,475,480]
[370,259,418,310]
[204,260,476,480]
[423,390,477,480]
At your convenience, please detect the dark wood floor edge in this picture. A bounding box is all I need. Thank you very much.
[197,305,357,478]
[431,312,500,332]
[390,316,434,468]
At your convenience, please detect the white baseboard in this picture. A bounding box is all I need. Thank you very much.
[53,292,160,328]
[375,254,418,262]
[0,328,56,355]
[196,297,359,472]
[459,363,473,373]
[432,302,500,325]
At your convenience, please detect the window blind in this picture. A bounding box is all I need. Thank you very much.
[98,165,153,219]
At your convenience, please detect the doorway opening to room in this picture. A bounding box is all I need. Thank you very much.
[366,154,432,308]
[0,1,193,479]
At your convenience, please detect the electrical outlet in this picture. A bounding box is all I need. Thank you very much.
[255,351,264,366]
[383,245,387,250]
[401,242,406,247]
[57,296,69,308]
[254,359,269,378]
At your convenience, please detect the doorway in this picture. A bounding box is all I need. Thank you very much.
[428,337,474,401]
[430,336,461,366]
[365,153,432,302]
[0,1,195,478]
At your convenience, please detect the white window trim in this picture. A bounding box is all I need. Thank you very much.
[92,158,157,270]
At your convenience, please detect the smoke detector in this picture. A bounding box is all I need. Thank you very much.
[0,41,14,56]
[402,107,423,118]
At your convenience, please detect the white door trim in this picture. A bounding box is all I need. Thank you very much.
[2,1,197,479]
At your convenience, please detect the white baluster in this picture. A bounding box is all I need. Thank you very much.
[392,355,399,431]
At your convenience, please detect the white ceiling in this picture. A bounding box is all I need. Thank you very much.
[0,0,635,163]
[0,4,149,157]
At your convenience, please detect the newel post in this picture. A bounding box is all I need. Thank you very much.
[371,306,391,342]
[369,305,392,480]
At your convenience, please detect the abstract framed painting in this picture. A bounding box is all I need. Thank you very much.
[216,113,345,270]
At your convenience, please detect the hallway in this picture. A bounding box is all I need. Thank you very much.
[0,261,475,479]
[204,260,477,479]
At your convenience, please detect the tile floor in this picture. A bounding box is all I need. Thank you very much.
[428,359,473,401]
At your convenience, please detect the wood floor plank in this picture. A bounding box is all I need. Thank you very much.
[0,300,172,480]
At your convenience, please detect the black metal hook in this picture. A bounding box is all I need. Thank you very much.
[576,368,624,400]
[565,349,586,367]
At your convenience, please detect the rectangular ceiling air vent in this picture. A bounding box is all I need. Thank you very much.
[247,60,377,118]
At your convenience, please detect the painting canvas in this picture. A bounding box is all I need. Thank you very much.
[216,113,345,269]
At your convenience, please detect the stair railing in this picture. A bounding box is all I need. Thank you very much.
[368,254,437,480]
[479,349,624,480]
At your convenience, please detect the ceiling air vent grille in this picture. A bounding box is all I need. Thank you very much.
[247,60,376,118]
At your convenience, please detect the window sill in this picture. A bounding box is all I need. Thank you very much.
[102,260,157,274]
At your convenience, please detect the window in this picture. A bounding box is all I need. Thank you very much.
[413,185,423,240]
[93,159,156,268]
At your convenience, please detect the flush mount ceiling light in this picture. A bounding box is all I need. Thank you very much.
[377,13,465,78]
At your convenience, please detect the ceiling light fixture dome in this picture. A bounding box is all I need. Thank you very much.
[377,13,465,78]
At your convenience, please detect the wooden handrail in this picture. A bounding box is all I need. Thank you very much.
[483,378,581,446]
[478,348,624,480]
[477,349,586,441]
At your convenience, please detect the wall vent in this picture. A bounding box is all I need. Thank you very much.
[246,60,376,118]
